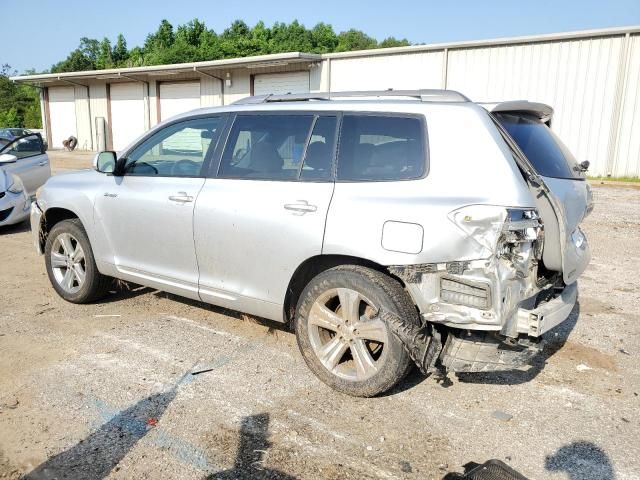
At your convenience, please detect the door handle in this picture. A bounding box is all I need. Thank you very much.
[38,161,48,166]
[284,200,317,215]
[168,191,194,203]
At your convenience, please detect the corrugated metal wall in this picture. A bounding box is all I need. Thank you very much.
[446,36,626,176]
[330,51,445,91]
[325,31,640,177]
[611,34,640,177]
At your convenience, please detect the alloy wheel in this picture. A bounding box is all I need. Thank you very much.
[50,232,86,294]
[308,288,389,381]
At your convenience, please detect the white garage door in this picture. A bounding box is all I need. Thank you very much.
[110,83,146,151]
[253,72,310,95]
[48,87,77,149]
[159,82,202,152]
[160,81,201,120]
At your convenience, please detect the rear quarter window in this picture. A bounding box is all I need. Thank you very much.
[496,113,583,180]
[336,114,427,181]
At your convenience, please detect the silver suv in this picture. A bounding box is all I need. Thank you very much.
[31,90,592,397]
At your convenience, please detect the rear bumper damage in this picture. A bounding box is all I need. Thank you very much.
[385,269,577,374]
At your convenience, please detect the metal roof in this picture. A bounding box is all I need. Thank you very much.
[10,52,321,84]
[323,25,640,59]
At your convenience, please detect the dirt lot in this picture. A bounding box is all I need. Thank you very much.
[0,151,639,479]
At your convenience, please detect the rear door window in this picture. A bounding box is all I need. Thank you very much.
[336,115,426,181]
[495,113,583,180]
[219,114,314,180]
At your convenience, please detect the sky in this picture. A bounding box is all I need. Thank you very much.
[3,0,639,73]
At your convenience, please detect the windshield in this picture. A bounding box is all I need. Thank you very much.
[496,113,583,180]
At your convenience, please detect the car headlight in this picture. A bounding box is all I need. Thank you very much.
[7,181,24,194]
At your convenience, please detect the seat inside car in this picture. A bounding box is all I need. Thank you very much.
[247,141,283,176]
[303,141,330,178]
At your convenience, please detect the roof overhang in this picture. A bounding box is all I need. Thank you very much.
[10,52,322,86]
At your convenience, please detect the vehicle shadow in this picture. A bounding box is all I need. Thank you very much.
[22,386,179,479]
[545,441,615,480]
[98,282,157,304]
[0,218,30,234]
[205,413,296,480]
[455,302,580,386]
[152,290,293,335]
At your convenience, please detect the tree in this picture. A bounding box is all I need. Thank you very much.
[51,48,95,73]
[0,107,20,127]
[46,19,413,72]
[23,103,42,128]
[97,38,114,69]
[379,37,411,48]
[113,34,129,66]
[310,23,338,53]
[0,64,41,128]
[336,29,378,52]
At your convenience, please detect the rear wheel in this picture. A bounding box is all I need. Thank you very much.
[44,219,111,303]
[295,265,419,397]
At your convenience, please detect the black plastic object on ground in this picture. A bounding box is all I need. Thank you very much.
[443,459,529,479]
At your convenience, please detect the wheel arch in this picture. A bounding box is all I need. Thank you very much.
[283,254,408,326]
[39,207,82,252]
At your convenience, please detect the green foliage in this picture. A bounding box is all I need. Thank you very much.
[379,37,411,48]
[0,64,41,128]
[336,29,378,52]
[48,19,413,73]
[0,107,20,127]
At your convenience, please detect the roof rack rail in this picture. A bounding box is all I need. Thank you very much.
[232,89,470,105]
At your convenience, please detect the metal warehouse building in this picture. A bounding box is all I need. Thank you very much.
[12,26,640,177]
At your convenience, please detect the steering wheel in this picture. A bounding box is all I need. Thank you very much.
[171,159,200,176]
[126,161,158,175]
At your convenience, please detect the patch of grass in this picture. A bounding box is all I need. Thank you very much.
[588,176,640,183]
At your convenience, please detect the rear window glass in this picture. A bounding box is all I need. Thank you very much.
[337,115,426,181]
[496,113,582,180]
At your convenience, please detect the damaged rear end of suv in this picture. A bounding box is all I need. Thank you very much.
[385,100,593,377]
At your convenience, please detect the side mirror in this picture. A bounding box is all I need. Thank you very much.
[94,151,117,173]
[0,153,18,164]
[579,160,590,172]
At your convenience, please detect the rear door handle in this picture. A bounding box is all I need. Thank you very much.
[38,161,48,166]
[168,191,194,203]
[284,200,317,215]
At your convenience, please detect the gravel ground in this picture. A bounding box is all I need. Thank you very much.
[0,151,638,479]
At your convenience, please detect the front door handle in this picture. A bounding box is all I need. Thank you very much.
[168,191,194,203]
[38,161,48,166]
[284,200,317,215]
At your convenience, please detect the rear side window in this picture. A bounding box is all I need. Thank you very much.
[337,115,426,181]
[496,113,582,180]
[219,114,314,180]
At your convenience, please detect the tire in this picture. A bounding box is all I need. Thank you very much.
[44,219,111,303]
[295,265,419,397]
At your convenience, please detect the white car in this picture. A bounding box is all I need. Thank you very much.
[0,132,50,227]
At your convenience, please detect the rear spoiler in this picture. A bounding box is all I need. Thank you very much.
[479,101,554,126]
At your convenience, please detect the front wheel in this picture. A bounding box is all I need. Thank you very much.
[44,219,111,303]
[295,265,419,397]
